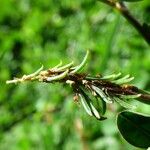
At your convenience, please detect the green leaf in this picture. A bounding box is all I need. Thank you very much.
[117,111,150,148]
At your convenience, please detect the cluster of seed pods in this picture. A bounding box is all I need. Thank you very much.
[6,51,142,120]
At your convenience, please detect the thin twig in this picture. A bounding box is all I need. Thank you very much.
[98,0,150,45]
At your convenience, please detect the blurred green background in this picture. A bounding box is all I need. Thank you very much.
[0,0,150,149]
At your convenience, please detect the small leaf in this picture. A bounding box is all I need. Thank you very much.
[117,111,150,148]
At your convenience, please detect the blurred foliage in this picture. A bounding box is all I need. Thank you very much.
[0,0,150,149]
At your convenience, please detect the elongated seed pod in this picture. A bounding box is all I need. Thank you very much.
[114,77,134,84]
[79,94,93,116]
[85,76,102,80]
[55,61,74,72]
[89,101,101,119]
[46,69,69,82]
[119,94,141,99]
[6,78,21,84]
[79,92,101,119]
[6,65,44,84]
[92,85,113,103]
[96,96,106,115]
[114,97,136,109]
[100,72,121,80]
[70,50,89,74]
[112,75,134,85]
[51,60,63,70]
[27,65,44,78]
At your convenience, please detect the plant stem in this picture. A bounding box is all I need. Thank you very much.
[98,0,150,45]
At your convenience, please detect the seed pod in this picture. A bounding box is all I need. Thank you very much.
[70,50,89,74]
[92,85,113,103]
[54,61,74,72]
[100,72,121,80]
[46,69,69,82]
